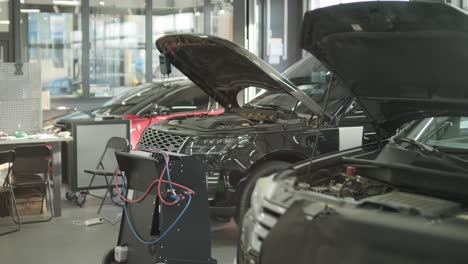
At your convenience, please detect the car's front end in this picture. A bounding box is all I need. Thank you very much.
[138,34,361,216]
[137,112,313,205]
[238,146,365,263]
[238,173,287,264]
[239,2,468,263]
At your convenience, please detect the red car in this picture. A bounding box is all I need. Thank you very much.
[50,79,224,146]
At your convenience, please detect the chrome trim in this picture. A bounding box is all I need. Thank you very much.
[254,223,269,239]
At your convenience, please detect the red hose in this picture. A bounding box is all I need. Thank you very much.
[114,167,195,204]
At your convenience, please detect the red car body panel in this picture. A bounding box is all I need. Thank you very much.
[122,109,224,148]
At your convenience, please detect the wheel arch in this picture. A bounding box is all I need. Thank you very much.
[234,149,308,188]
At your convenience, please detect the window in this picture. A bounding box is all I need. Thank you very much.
[161,87,210,113]
[0,0,9,32]
[152,0,233,80]
[403,117,468,150]
[89,0,146,97]
[91,82,209,116]
[20,0,238,103]
[21,0,82,97]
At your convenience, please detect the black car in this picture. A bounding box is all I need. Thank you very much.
[240,2,468,264]
[45,79,214,146]
[137,34,374,220]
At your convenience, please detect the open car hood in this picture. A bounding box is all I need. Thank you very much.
[156,34,323,115]
[301,1,468,132]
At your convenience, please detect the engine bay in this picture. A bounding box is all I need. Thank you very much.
[165,107,304,131]
[298,165,466,220]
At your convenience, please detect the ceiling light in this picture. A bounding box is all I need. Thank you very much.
[219,8,225,14]
[99,1,105,6]
[194,7,201,16]
[0,20,10,25]
[20,9,40,13]
[53,0,80,6]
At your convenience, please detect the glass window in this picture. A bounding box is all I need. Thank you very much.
[402,117,468,151]
[247,55,349,116]
[89,0,146,97]
[155,86,210,113]
[91,81,210,116]
[152,0,233,80]
[307,0,407,10]
[0,0,9,32]
[21,0,82,97]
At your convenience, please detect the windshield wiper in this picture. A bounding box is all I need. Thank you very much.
[394,137,437,153]
[83,110,96,118]
[393,137,468,170]
[244,103,293,113]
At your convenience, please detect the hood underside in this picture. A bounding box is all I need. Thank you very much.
[301,2,468,131]
[156,34,323,115]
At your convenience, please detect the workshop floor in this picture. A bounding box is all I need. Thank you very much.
[0,190,238,264]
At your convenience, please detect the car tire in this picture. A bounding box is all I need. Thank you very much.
[102,248,116,264]
[235,160,291,225]
[65,190,75,201]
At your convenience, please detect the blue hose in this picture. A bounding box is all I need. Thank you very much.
[121,176,192,245]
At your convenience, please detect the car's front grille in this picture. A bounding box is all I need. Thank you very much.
[251,199,286,252]
[138,127,189,153]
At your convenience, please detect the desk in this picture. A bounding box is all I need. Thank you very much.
[0,136,73,217]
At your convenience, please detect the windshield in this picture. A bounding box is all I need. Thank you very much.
[91,81,209,116]
[248,54,350,115]
[398,116,468,151]
[92,83,157,115]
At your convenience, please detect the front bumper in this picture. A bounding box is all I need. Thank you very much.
[238,209,261,264]
[238,199,287,264]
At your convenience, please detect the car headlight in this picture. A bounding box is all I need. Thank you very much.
[251,175,277,218]
[184,135,251,155]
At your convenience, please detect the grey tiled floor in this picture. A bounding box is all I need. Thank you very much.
[0,191,238,264]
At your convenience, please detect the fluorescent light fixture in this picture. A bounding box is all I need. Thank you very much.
[99,1,105,6]
[53,0,80,6]
[20,9,40,13]
[0,20,10,25]
[171,106,197,110]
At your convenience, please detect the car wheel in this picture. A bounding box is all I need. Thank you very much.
[235,160,291,225]
[65,190,75,201]
[102,248,116,264]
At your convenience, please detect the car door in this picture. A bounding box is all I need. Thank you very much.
[311,88,372,154]
[337,101,377,145]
